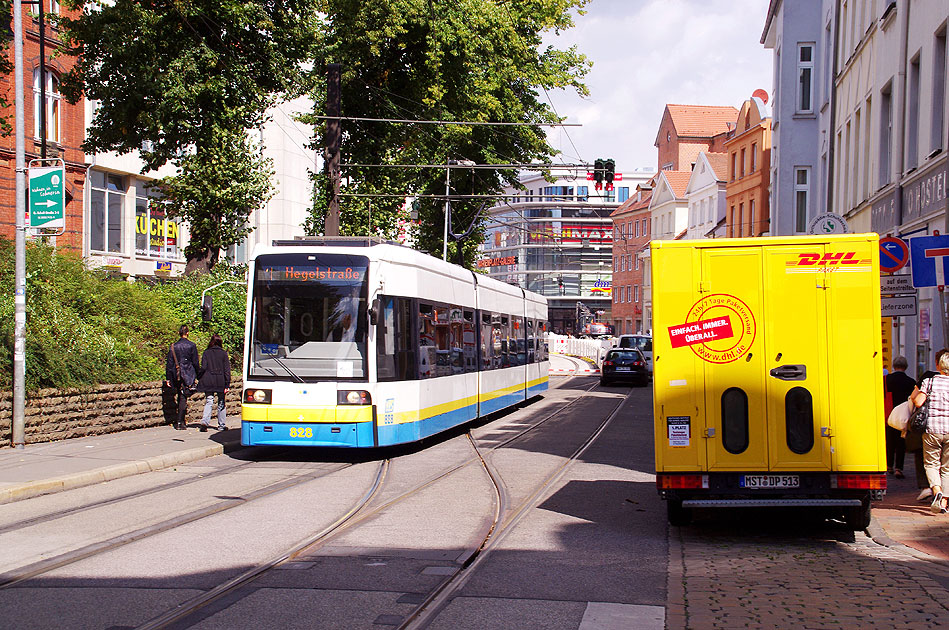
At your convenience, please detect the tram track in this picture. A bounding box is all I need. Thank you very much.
[0,460,354,589]
[129,378,619,629]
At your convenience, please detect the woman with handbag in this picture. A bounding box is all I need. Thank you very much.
[196,333,231,432]
[910,351,949,513]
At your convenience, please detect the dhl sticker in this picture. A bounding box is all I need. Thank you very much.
[785,251,872,273]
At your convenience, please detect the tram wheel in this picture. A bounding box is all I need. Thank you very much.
[667,499,693,526]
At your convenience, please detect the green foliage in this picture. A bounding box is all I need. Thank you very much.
[302,0,590,266]
[60,0,318,272]
[0,239,247,392]
[0,1,16,136]
[149,130,274,274]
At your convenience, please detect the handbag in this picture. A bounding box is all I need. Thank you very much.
[887,400,911,431]
[909,380,931,434]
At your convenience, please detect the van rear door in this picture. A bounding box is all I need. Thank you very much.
[762,245,832,471]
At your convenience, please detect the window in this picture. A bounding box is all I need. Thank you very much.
[907,53,920,169]
[377,296,417,381]
[32,69,61,143]
[626,286,631,302]
[635,256,640,271]
[740,148,746,177]
[738,203,744,237]
[635,221,639,238]
[136,189,184,259]
[932,28,947,154]
[750,143,758,172]
[617,187,630,203]
[749,199,756,236]
[577,186,588,202]
[785,387,815,454]
[634,285,639,302]
[880,82,893,184]
[721,388,749,454]
[797,44,814,113]
[90,171,124,253]
[730,153,737,181]
[795,168,810,233]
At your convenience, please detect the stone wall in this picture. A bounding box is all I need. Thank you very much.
[0,380,243,447]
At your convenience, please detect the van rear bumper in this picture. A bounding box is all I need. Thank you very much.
[657,471,887,505]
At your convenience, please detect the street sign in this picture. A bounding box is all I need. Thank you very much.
[881,294,918,317]
[807,213,849,235]
[880,274,915,295]
[879,236,910,273]
[909,234,949,287]
[28,160,65,230]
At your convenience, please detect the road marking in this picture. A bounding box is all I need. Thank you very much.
[578,602,665,630]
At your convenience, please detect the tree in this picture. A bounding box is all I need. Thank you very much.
[60,0,319,271]
[303,0,590,265]
[0,1,17,136]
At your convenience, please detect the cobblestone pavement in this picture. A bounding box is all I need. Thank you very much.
[667,511,949,630]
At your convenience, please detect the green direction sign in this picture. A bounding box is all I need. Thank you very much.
[29,165,65,229]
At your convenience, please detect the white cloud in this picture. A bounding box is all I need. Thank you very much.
[543,0,773,172]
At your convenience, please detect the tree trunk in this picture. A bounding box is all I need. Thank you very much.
[184,248,216,276]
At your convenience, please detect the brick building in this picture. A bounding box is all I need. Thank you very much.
[654,104,738,171]
[724,97,772,237]
[610,183,653,335]
[0,2,85,251]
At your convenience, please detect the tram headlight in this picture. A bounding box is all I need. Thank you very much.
[338,390,371,405]
[245,388,272,404]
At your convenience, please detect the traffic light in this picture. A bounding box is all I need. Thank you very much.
[604,159,615,192]
[593,158,604,191]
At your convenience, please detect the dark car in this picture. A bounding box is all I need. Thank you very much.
[600,348,649,386]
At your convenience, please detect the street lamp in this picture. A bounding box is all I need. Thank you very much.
[443,159,476,261]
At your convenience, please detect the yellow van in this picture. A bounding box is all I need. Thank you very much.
[651,234,886,528]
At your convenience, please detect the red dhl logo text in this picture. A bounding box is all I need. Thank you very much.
[786,252,871,266]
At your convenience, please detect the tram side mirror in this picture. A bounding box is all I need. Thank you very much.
[201,295,213,322]
[368,298,380,325]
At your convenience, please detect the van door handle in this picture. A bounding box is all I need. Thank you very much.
[769,364,806,381]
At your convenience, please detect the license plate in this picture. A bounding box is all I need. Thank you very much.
[616,367,631,371]
[740,474,799,489]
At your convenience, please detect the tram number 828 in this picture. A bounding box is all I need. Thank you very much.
[289,427,314,438]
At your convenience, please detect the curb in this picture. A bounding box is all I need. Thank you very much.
[0,438,244,505]
[868,515,949,569]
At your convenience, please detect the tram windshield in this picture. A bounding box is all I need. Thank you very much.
[249,253,369,380]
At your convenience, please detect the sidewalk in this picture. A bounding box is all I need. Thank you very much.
[869,454,949,562]
[0,422,243,504]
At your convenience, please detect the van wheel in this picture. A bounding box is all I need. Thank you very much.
[844,500,871,530]
[667,499,692,526]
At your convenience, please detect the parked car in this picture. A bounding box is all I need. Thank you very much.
[615,334,653,375]
[600,348,649,386]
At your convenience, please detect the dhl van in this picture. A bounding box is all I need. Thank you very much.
[651,234,886,529]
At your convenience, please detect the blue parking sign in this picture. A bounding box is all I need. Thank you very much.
[910,235,949,287]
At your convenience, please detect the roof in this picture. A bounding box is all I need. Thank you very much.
[664,104,739,138]
[611,190,653,217]
[661,171,692,199]
[704,152,730,181]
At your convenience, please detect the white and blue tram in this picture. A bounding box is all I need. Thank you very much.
[240,238,549,448]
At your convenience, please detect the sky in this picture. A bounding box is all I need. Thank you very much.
[543,0,774,174]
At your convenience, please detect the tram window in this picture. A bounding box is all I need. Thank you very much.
[481,312,494,370]
[419,302,436,379]
[377,296,417,382]
[511,316,525,366]
[527,320,535,364]
[539,320,549,361]
[493,314,505,369]
[785,387,815,454]
[721,388,749,454]
[463,310,476,373]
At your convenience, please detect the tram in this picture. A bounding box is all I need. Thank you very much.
[240,238,549,448]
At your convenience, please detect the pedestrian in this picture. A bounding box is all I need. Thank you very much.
[910,349,948,501]
[910,351,949,513]
[197,333,231,432]
[885,356,915,479]
[165,325,199,430]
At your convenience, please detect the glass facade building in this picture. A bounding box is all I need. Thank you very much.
[478,172,652,335]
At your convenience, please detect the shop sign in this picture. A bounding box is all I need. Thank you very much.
[477,256,516,268]
[871,188,899,233]
[902,160,948,224]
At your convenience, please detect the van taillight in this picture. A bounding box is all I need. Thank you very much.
[832,474,887,490]
[657,474,708,489]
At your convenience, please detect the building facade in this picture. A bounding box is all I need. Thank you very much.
[479,170,652,335]
[610,184,652,335]
[761,0,836,235]
[685,151,729,240]
[724,97,772,237]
